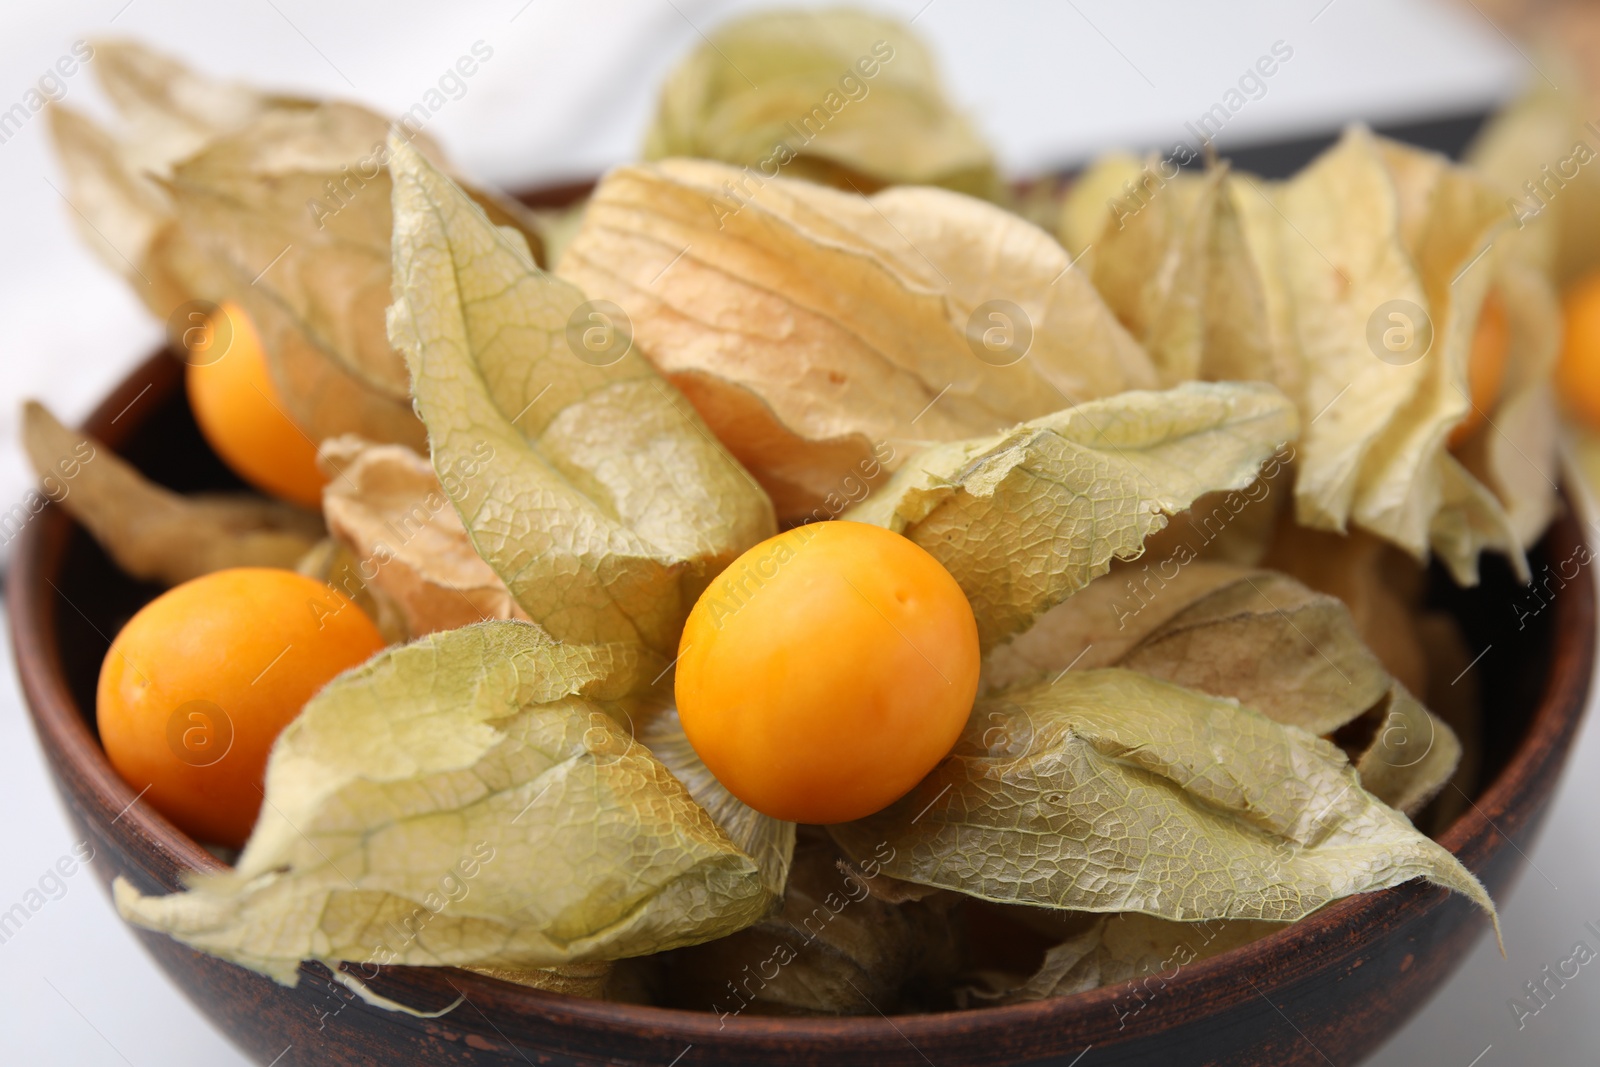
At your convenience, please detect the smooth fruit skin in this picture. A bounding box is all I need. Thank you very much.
[96,567,385,848]
[1559,271,1600,431]
[675,520,981,824]
[185,301,326,509]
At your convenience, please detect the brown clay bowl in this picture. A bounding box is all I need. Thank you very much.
[11,345,1596,1062]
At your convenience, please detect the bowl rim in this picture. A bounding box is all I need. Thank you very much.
[10,347,1596,1049]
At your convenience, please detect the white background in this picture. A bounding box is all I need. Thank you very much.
[0,1,1595,1064]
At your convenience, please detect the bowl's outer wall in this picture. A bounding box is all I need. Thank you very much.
[12,358,1594,1065]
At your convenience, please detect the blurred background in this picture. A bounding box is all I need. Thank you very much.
[0,1,1595,1063]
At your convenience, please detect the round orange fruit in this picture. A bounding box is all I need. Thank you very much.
[1559,270,1600,431]
[1449,287,1509,449]
[675,521,981,824]
[185,301,326,508]
[96,567,385,848]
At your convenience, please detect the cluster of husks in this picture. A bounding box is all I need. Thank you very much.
[35,9,1559,1013]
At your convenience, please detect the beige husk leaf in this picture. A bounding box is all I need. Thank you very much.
[1068,127,1556,581]
[1060,157,1299,396]
[385,137,775,681]
[959,912,1284,1006]
[1058,152,1142,261]
[1114,570,1391,736]
[44,41,311,311]
[980,562,1458,812]
[89,39,317,176]
[457,961,612,999]
[843,381,1299,649]
[1130,452,1295,574]
[1467,71,1600,286]
[557,158,1158,519]
[1353,683,1464,817]
[979,560,1255,692]
[1120,572,1456,816]
[317,436,529,639]
[831,670,1494,933]
[116,622,773,984]
[47,41,540,452]
[1454,260,1562,547]
[640,708,795,899]
[1264,129,1525,581]
[642,8,999,197]
[1262,519,1431,695]
[662,832,959,1016]
[21,401,322,584]
[160,103,541,452]
[291,537,406,645]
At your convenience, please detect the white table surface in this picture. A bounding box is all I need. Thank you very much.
[1,2,1595,1063]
